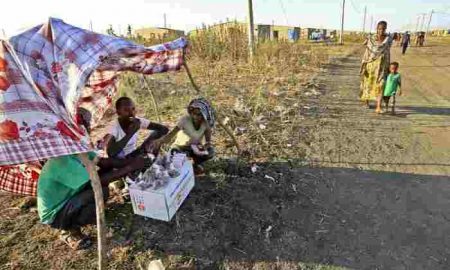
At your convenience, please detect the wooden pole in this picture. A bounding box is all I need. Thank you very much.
[415,15,420,32]
[425,10,433,43]
[420,13,426,31]
[362,6,367,33]
[339,0,345,45]
[79,153,106,270]
[370,15,373,34]
[247,0,255,59]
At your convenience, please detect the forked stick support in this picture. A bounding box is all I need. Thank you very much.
[79,153,106,270]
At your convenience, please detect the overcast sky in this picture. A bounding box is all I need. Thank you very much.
[1,0,449,37]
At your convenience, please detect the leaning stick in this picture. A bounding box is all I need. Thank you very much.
[141,75,162,123]
[79,153,106,270]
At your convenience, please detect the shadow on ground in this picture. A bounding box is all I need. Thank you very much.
[396,106,450,117]
[107,159,450,270]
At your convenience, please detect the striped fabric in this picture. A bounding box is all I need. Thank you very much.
[0,18,187,196]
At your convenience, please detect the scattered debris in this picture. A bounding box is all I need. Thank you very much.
[251,164,259,173]
[292,184,297,193]
[265,225,273,240]
[148,259,165,270]
[235,127,247,135]
[222,116,230,126]
[233,247,247,255]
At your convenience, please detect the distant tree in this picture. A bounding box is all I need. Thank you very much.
[106,25,116,36]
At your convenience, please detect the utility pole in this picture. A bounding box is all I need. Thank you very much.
[362,6,367,33]
[247,0,255,59]
[415,15,420,32]
[425,9,434,43]
[1,29,6,39]
[426,10,433,33]
[420,13,427,31]
[370,15,373,34]
[339,0,345,45]
[163,13,167,28]
[89,20,93,31]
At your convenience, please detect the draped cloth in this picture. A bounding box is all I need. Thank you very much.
[359,35,392,101]
[0,18,187,196]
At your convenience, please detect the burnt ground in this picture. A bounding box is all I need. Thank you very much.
[1,41,450,270]
[109,162,450,269]
[112,41,450,269]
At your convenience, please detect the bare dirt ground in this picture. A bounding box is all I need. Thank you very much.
[306,40,450,176]
[1,40,449,270]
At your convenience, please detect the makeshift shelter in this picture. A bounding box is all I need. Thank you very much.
[0,18,187,269]
[0,18,187,195]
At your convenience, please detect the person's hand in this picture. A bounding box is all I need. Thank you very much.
[153,138,163,150]
[145,138,162,155]
[126,118,141,135]
[128,156,147,171]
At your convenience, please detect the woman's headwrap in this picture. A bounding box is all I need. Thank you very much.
[188,98,215,128]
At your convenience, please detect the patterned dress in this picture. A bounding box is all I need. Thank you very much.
[360,35,392,101]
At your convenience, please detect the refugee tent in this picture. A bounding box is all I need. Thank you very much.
[0,17,187,269]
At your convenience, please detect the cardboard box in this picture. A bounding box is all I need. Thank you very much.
[129,161,195,221]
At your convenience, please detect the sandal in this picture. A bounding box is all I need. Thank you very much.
[60,229,92,250]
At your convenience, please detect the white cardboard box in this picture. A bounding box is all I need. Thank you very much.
[129,161,195,221]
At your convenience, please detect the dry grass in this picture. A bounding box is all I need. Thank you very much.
[119,25,357,162]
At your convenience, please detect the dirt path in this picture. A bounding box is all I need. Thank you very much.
[306,41,450,176]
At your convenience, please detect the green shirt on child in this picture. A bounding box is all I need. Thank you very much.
[384,73,401,97]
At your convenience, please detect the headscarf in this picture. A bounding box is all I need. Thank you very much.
[188,98,215,128]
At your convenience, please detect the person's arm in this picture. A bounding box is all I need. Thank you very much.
[153,126,180,148]
[98,157,149,186]
[146,122,169,140]
[107,119,140,157]
[363,37,368,46]
[204,128,213,147]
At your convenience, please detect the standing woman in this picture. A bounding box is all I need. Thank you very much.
[360,21,392,113]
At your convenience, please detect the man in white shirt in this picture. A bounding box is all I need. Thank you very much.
[104,97,168,160]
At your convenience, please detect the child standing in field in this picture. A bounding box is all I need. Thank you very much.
[383,62,402,114]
